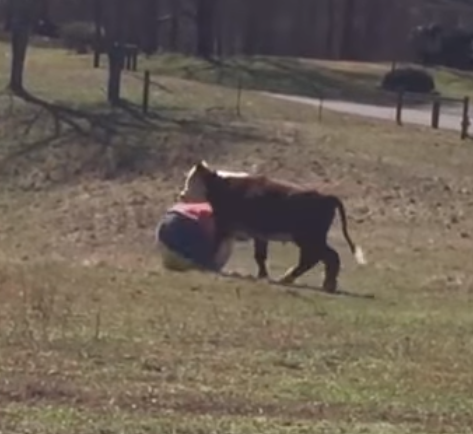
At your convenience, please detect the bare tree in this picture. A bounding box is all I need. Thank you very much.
[169,0,181,51]
[7,0,38,94]
[340,0,355,60]
[195,0,216,58]
[243,1,259,55]
[93,0,103,68]
[326,0,336,58]
[103,0,126,104]
[142,0,160,55]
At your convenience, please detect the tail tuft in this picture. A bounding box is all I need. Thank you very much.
[354,246,367,265]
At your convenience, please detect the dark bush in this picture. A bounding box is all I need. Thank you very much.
[381,67,436,94]
[59,21,96,54]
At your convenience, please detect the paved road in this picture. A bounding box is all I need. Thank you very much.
[266,92,467,134]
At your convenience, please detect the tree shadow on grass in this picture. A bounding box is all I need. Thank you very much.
[176,56,445,110]
[0,89,288,186]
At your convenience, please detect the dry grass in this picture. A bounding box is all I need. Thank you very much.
[1,44,473,433]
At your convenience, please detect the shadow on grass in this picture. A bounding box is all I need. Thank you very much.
[221,271,375,300]
[151,54,446,109]
[0,89,284,186]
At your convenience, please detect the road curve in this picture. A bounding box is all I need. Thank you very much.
[265,92,467,134]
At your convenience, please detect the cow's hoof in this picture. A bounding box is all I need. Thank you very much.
[275,275,295,286]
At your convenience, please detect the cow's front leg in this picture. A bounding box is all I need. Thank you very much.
[253,239,269,279]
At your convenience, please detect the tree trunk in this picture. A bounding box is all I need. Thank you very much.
[143,0,159,55]
[196,0,216,58]
[326,0,336,58]
[340,0,356,60]
[243,1,258,55]
[105,0,125,105]
[9,26,29,93]
[3,0,12,32]
[213,0,223,57]
[107,43,124,104]
[93,0,103,68]
[8,0,35,94]
[169,0,180,51]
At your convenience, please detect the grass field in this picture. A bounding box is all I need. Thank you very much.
[145,53,473,106]
[1,43,473,433]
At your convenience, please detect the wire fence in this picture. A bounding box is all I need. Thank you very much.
[134,63,471,141]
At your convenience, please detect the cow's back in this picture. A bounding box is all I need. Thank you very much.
[208,175,334,239]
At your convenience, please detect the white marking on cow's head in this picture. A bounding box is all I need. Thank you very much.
[179,161,209,202]
[179,161,250,202]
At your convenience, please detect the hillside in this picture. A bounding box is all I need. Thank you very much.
[143,53,473,107]
[1,45,473,433]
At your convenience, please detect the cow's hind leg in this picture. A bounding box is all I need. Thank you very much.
[321,244,341,293]
[277,246,320,285]
[254,239,269,279]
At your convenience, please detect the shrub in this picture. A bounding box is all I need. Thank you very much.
[381,67,436,94]
[59,21,96,54]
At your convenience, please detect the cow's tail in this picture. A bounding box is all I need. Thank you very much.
[334,196,367,265]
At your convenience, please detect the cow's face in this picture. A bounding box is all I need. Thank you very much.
[179,160,211,202]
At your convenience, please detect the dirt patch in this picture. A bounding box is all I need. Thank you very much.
[0,377,471,431]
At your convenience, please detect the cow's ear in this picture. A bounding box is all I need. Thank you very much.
[196,160,212,174]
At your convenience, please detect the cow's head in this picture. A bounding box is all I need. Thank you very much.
[179,161,250,202]
[179,160,216,202]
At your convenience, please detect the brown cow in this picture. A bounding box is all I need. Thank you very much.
[181,161,366,292]
[179,166,271,279]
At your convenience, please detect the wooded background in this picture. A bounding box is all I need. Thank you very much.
[2,0,473,62]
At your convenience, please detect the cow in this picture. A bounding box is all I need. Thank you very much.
[179,161,366,292]
[179,167,271,278]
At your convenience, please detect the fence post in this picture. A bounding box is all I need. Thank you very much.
[236,72,242,117]
[142,70,150,115]
[431,98,441,129]
[461,96,470,140]
[395,91,404,125]
[126,50,132,71]
[131,47,138,71]
[93,49,101,68]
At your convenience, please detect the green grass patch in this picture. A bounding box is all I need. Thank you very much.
[143,52,473,106]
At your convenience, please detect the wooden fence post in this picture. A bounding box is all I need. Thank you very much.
[461,96,470,140]
[93,49,101,69]
[395,91,404,125]
[236,72,242,117]
[431,98,441,129]
[142,70,150,115]
[131,47,138,71]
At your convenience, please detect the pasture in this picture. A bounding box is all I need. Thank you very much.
[1,44,473,433]
[145,53,473,105]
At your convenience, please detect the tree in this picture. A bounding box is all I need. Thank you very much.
[340,0,355,60]
[243,0,261,55]
[6,0,37,94]
[325,0,336,58]
[169,0,181,51]
[142,0,160,55]
[195,0,216,58]
[102,0,126,104]
[93,0,103,67]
